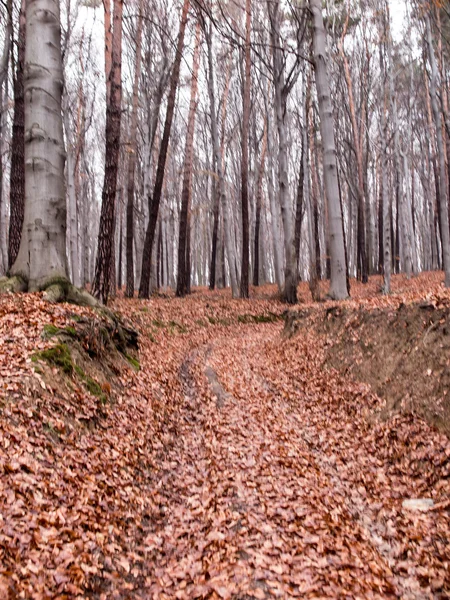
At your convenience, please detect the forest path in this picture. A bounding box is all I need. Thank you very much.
[137,308,447,600]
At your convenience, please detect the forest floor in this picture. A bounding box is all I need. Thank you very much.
[0,272,449,599]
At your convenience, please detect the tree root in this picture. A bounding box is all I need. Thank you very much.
[0,276,99,307]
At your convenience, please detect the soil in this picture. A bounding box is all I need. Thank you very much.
[284,298,450,437]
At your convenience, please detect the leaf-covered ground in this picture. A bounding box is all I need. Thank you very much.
[0,273,449,599]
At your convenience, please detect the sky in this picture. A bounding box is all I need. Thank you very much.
[390,0,408,40]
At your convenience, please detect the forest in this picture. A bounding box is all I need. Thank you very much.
[0,0,450,598]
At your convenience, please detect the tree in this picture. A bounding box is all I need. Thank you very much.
[425,10,450,287]
[125,0,144,298]
[139,0,190,299]
[2,0,69,297]
[92,0,123,304]
[310,0,348,299]
[176,20,201,297]
[239,0,251,299]
[267,0,301,304]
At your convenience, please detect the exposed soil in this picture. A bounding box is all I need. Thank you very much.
[284,295,450,437]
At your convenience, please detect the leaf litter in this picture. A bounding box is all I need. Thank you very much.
[0,272,449,599]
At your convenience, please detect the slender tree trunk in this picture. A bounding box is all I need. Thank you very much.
[380,46,391,293]
[339,11,367,284]
[266,116,284,291]
[253,118,267,286]
[125,0,143,298]
[426,13,450,286]
[0,0,12,92]
[268,0,298,303]
[294,141,305,280]
[7,0,25,270]
[139,0,190,298]
[311,0,348,299]
[240,0,251,298]
[205,31,237,295]
[176,20,201,297]
[92,0,123,303]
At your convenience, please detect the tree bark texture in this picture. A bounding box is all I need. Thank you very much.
[92,0,123,303]
[125,0,144,298]
[268,0,297,303]
[176,20,201,297]
[311,0,348,299]
[139,0,190,299]
[426,13,450,286]
[253,118,267,287]
[10,0,69,290]
[240,0,251,299]
[7,0,25,270]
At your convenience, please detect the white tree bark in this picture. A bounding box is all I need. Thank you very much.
[310,0,348,299]
[267,0,298,303]
[10,0,68,290]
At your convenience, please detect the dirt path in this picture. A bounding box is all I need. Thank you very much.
[1,285,448,599]
[136,319,449,599]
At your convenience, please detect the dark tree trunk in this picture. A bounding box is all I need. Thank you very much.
[92,0,123,303]
[156,221,162,290]
[394,175,400,274]
[176,20,200,298]
[118,208,123,290]
[125,1,143,298]
[8,0,26,270]
[294,142,304,279]
[139,0,190,298]
[209,171,219,290]
[253,120,267,287]
[239,0,251,299]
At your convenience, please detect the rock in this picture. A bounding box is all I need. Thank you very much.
[402,498,434,511]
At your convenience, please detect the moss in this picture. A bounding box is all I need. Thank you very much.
[34,344,73,374]
[207,316,232,326]
[42,324,77,339]
[168,320,187,334]
[40,277,70,294]
[74,364,107,402]
[84,377,104,398]
[74,365,85,378]
[125,354,140,370]
[0,275,27,294]
[238,312,283,324]
[195,319,208,328]
[152,319,165,328]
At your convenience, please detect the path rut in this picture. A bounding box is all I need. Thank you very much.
[136,322,448,599]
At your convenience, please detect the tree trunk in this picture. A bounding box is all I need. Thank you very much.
[139,0,190,298]
[125,0,144,298]
[311,0,348,299]
[339,13,367,284]
[7,0,25,270]
[253,118,267,287]
[426,12,450,286]
[176,20,201,297]
[205,29,237,296]
[240,0,251,299]
[268,0,298,303]
[9,0,69,291]
[92,0,123,303]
